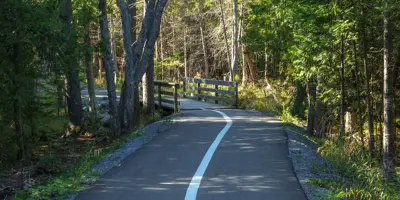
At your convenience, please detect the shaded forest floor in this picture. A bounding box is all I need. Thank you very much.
[0,106,169,199]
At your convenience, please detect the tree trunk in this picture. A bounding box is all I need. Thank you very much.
[361,7,374,153]
[218,0,231,75]
[84,22,96,125]
[62,0,84,135]
[198,1,209,78]
[117,0,135,131]
[382,7,395,179]
[142,52,155,116]
[184,27,188,78]
[352,40,364,150]
[12,43,26,158]
[306,78,316,135]
[131,0,140,127]
[231,0,239,81]
[99,0,120,135]
[118,0,167,131]
[340,35,345,134]
[110,15,119,84]
[141,0,155,117]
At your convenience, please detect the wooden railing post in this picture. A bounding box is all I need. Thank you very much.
[183,79,186,98]
[174,84,179,112]
[215,84,219,104]
[158,84,162,107]
[197,82,201,101]
[235,82,239,108]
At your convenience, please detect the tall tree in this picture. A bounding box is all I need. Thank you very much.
[62,0,84,135]
[142,0,155,116]
[99,0,120,135]
[382,3,395,179]
[231,0,239,81]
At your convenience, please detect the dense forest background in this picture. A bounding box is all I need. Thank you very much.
[0,0,399,199]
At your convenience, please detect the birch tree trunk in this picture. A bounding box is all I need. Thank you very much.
[184,27,188,78]
[99,0,120,135]
[110,15,119,84]
[382,6,395,180]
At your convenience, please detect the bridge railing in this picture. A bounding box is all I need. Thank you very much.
[182,77,238,108]
[154,81,179,112]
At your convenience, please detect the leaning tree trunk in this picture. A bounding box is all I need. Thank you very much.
[62,0,84,135]
[382,7,395,180]
[99,0,120,135]
[306,78,317,136]
[84,22,96,125]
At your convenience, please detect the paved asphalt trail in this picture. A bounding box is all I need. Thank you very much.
[76,109,307,200]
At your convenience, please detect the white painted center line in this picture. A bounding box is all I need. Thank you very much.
[184,110,233,200]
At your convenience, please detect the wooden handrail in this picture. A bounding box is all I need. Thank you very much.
[182,77,238,107]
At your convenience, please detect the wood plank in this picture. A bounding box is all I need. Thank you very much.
[182,77,236,87]
[154,81,179,87]
[198,87,236,95]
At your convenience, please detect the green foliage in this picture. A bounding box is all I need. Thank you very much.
[316,139,400,200]
[238,84,282,115]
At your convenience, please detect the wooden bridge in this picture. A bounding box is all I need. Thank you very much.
[154,77,238,112]
[82,77,238,112]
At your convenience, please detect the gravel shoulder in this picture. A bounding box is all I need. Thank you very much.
[284,126,340,200]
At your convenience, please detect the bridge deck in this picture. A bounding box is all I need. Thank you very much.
[82,89,231,111]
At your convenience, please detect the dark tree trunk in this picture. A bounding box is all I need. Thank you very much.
[12,43,26,158]
[84,22,96,124]
[361,7,374,153]
[306,78,317,135]
[130,0,140,127]
[62,0,84,135]
[352,41,364,150]
[340,35,345,134]
[99,0,120,135]
[382,7,395,180]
